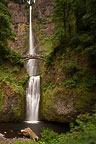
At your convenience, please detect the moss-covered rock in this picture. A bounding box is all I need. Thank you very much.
[0,62,28,122]
[0,1,29,122]
[40,87,75,122]
[33,0,96,123]
[40,49,96,123]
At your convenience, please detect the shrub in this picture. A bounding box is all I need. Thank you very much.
[39,113,96,144]
[64,61,79,76]
[8,50,24,66]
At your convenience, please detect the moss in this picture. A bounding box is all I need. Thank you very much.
[40,86,74,122]
[74,88,96,111]
[41,80,96,122]
[33,0,96,122]
[0,90,4,114]
[38,18,47,24]
[40,47,96,122]
[10,104,24,120]
[0,61,28,122]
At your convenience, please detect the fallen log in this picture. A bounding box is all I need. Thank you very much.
[21,127,39,140]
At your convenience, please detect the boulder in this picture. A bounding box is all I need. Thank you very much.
[21,128,39,140]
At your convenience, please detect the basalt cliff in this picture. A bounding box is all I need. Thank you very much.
[33,0,96,122]
[0,1,28,122]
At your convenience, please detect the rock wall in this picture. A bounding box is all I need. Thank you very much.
[40,50,96,122]
[33,0,96,123]
[8,1,29,54]
[33,0,54,53]
[0,61,28,122]
[0,1,29,122]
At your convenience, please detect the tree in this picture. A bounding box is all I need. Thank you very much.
[0,2,15,58]
[52,0,75,40]
[84,0,96,40]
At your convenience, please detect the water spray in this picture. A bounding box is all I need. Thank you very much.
[23,0,35,5]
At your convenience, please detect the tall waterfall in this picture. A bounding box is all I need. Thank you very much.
[26,5,40,122]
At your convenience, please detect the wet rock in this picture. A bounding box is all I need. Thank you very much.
[8,1,28,53]
[0,81,25,122]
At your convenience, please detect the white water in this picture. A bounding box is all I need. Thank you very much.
[26,5,40,121]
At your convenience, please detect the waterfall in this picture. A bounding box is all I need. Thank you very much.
[26,5,40,122]
[26,76,40,121]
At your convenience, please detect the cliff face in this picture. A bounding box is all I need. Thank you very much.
[0,1,28,122]
[33,0,96,123]
[33,0,54,53]
[8,1,28,54]
[40,52,96,123]
[0,66,28,122]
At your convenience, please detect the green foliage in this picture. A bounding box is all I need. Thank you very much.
[33,12,38,19]
[45,0,96,61]
[52,0,75,39]
[38,18,46,24]
[74,0,86,33]
[8,50,24,66]
[0,59,28,121]
[83,0,96,39]
[42,113,96,144]
[9,140,37,144]
[44,51,55,66]
[9,140,46,144]
[64,61,79,75]
[64,62,77,70]
[0,2,16,60]
[0,1,23,66]
[62,79,77,89]
[43,0,96,100]
[38,113,96,144]
[62,71,96,89]
[42,83,56,92]
[70,34,94,50]
[85,46,96,56]
[67,113,96,144]
[40,128,60,144]
[0,0,8,5]
[0,2,10,16]
[10,0,25,4]
[18,74,29,86]
[81,74,96,89]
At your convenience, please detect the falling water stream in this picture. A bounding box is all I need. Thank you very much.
[26,4,40,122]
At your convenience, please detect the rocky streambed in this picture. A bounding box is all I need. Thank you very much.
[0,135,31,144]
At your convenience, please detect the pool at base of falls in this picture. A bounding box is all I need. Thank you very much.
[0,121,69,139]
[24,120,40,124]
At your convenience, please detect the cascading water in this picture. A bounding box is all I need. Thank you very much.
[26,3,40,122]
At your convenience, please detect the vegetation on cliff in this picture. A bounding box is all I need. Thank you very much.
[40,0,96,122]
[0,0,28,121]
[0,1,14,59]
